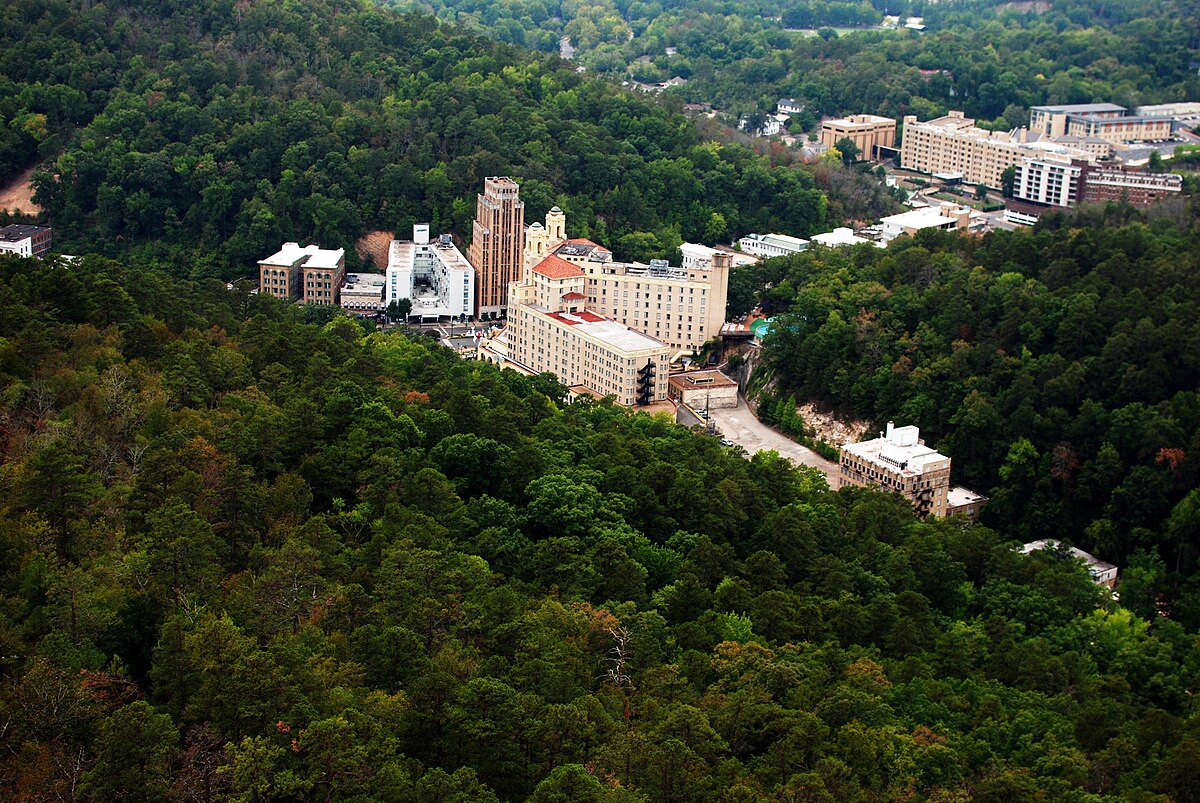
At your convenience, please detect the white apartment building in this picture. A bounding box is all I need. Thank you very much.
[840,422,952,518]
[737,232,810,258]
[503,254,670,406]
[1014,156,1084,207]
[386,224,475,321]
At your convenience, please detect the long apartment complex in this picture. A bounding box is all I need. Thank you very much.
[820,114,897,159]
[900,111,1090,189]
[840,422,986,520]
[386,224,475,321]
[523,208,731,357]
[468,177,524,319]
[503,254,670,406]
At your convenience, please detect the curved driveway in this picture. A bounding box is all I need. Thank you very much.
[703,395,840,487]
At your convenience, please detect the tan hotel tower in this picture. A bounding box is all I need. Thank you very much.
[468,177,525,319]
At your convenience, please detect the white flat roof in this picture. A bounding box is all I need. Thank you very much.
[881,208,957,228]
[947,485,986,506]
[261,242,317,265]
[812,227,869,246]
[842,436,947,476]
[575,318,665,352]
[305,248,344,269]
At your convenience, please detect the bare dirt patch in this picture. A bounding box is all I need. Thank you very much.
[356,230,393,271]
[0,165,42,215]
[797,401,870,446]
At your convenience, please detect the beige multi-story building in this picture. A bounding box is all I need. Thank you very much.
[900,111,1090,189]
[820,114,897,159]
[340,273,387,314]
[1029,103,1173,144]
[301,247,345,305]
[258,242,342,303]
[522,208,731,357]
[503,254,670,406]
[468,177,525,319]
[839,422,952,519]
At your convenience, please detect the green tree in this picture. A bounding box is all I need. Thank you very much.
[79,702,179,802]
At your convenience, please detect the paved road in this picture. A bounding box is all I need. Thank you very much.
[701,396,840,486]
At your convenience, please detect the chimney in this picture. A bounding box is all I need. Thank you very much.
[885,421,895,441]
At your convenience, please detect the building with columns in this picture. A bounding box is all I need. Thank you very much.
[468,177,525,319]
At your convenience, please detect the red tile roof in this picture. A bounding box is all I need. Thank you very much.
[565,238,603,248]
[561,292,585,300]
[533,254,585,279]
[547,310,605,325]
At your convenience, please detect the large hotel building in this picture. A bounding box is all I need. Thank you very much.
[468,177,524,319]
[523,209,730,357]
[501,254,670,406]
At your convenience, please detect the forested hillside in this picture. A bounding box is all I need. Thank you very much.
[0,0,826,276]
[2,252,1200,800]
[379,0,1200,127]
[748,207,1200,619]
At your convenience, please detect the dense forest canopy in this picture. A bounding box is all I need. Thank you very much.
[2,253,1200,801]
[382,0,1200,129]
[741,206,1200,621]
[0,0,827,277]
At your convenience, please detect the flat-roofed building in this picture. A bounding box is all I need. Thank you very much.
[1030,103,1173,144]
[583,253,730,357]
[667,369,738,409]
[0,224,52,257]
[386,225,475,321]
[821,114,898,159]
[947,485,988,521]
[1050,134,1113,160]
[259,242,319,302]
[880,204,971,242]
[900,111,1091,189]
[737,232,809,258]
[301,247,345,305]
[340,273,387,314]
[1080,165,1183,206]
[469,177,524,319]
[1022,540,1118,588]
[1029,103,1127,137]
[811,227,872,247]
[1007,158,1182,223]
[839,422,952,518]
[504,254,670,406]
